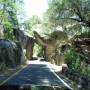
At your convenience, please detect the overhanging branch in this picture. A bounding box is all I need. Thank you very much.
[60,17,81,22]
[60,17,90,27]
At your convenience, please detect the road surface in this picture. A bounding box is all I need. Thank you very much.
[1,61,73,90]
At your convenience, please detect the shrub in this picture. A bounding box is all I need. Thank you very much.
[65,48,81,71]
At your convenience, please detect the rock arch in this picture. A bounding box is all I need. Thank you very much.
[34,30,68,65]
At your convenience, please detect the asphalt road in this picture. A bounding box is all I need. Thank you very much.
[2,61,72,89]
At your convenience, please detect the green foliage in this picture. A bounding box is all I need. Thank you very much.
[30,15,42,26]
[0,0,24,39]
[81,64,90,76]
[42,18,55,33]
[79,30,90,38]
[65,48,90,76]
[24,15,42,37]
[33,44,43,57]
[44,0,90,36]
[65,48,81,71]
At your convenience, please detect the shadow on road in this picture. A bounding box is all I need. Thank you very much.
[0,63,72,90]
[0,85,71,90]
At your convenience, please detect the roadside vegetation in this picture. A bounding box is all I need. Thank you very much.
[0,0,90,89]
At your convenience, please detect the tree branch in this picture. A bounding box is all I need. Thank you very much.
[61,17,90,27]
[60,17,81,22]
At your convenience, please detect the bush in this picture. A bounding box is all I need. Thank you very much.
[65,48,81,71]
[65,48,90,76]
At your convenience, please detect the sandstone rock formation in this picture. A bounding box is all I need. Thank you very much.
[34,30,68,65]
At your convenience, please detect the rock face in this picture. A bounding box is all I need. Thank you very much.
[34,31,68,65]
[0,39,24,71]
[13,28,34,60]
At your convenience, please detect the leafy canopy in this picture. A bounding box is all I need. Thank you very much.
[44,0,90,36]
[0,0,24,39]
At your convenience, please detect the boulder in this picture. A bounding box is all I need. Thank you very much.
[0,39,24,71]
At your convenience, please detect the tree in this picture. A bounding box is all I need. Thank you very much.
[24,15,42,36]
[30,15,42,26]
[45,0,90,36]
[0,0,24,39]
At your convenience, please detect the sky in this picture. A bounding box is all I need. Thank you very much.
[24,0,48,19]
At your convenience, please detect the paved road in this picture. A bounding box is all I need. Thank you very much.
[2,61,72,89]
